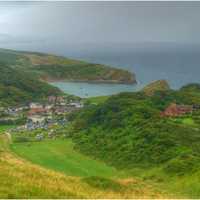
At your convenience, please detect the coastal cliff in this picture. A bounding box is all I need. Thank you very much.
[21,51,136,84]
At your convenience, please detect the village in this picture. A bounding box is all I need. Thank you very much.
[2,97,200,142]
[0,95,84,136]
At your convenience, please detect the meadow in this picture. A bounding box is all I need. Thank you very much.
[2,82,200,198]
[11,139,121,178]
[0,125,15,134]
[0,131,162,198]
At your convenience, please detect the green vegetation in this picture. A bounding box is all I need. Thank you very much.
[11,138,120,177]
[170,117,196,126]
[82,176,125,191]
[84,96,109,105]
[142,79,170,96]
[1,53,200,198]
[0,62,61,106]
[0,125,15,134]
[69,83,200,197]
[32,63,135,84]
[23,53,136,84]
[0,131,162,198]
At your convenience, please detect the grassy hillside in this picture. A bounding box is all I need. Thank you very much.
[0,130,163,198]
[0,62,61,106]
[69,83,200,197]
[71,86,200,169]
[0,48,136,84]
[11,139,120,178]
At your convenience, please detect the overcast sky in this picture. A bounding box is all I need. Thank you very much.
[1,1,200,53]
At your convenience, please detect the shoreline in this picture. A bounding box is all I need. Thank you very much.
[46,78,137,85]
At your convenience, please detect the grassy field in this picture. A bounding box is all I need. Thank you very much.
[0,134,163,198]
[0,125,15,134]
[85,96,109,105]
[11,139,123,178]
[4,128,199,198]
[182,117,195,125]
[170,117,196,126]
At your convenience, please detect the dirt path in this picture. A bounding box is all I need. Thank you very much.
[4,132,12,143]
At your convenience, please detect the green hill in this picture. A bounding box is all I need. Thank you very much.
[71,85,200,169]
[0,128,162,199]
[0,48,136,84]
[0,48,136,106]
[70,83,200,197]
[0,62,61,106]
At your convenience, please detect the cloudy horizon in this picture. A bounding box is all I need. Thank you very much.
[1,1,200,55]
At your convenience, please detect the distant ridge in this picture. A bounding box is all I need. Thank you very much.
[0,48,136,84]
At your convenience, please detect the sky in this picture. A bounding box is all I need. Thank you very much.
[0,1,200,54]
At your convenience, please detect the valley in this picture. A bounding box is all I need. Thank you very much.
[1,80,200,198]
[0,48,200,198]
[0,128,163,199]
[11,138,119,178]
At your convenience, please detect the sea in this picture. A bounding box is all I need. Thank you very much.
[50,44,200,98]
[5,42,200,98]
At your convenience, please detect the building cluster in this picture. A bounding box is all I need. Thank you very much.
[0,106,29,123]
[26,96,83,130]
[160,103,199,117]
[2,96,83,131]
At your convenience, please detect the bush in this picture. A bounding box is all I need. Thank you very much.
[14,136,31,143]
[82,176,124,191]
[164,154,199,175]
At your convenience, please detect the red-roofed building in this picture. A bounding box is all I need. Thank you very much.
[161,103,193,117]
[28,108,48,116]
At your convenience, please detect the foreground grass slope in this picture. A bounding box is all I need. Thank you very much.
[0,133,163,198]
[11,139,119,178]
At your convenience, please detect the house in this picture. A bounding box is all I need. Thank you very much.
[56,96,65,103]
[6,108,18,116]
[54,107,67,115]
[161,103,193,117]
[48,96,57,104]
[28,107,47,116]
[45,104,53,110]
[193,104,200,110]
[29,103,43,109]
[68,102,83,108]
[27,115,46,123]
[48,96,65,104]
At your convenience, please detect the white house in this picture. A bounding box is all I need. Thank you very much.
[29,103,43,109]
[27,115,45,123]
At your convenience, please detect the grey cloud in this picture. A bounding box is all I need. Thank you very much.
[0,1,200,50]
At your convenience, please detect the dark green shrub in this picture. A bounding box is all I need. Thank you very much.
[164,154,199,175]
[14,136,31,143]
